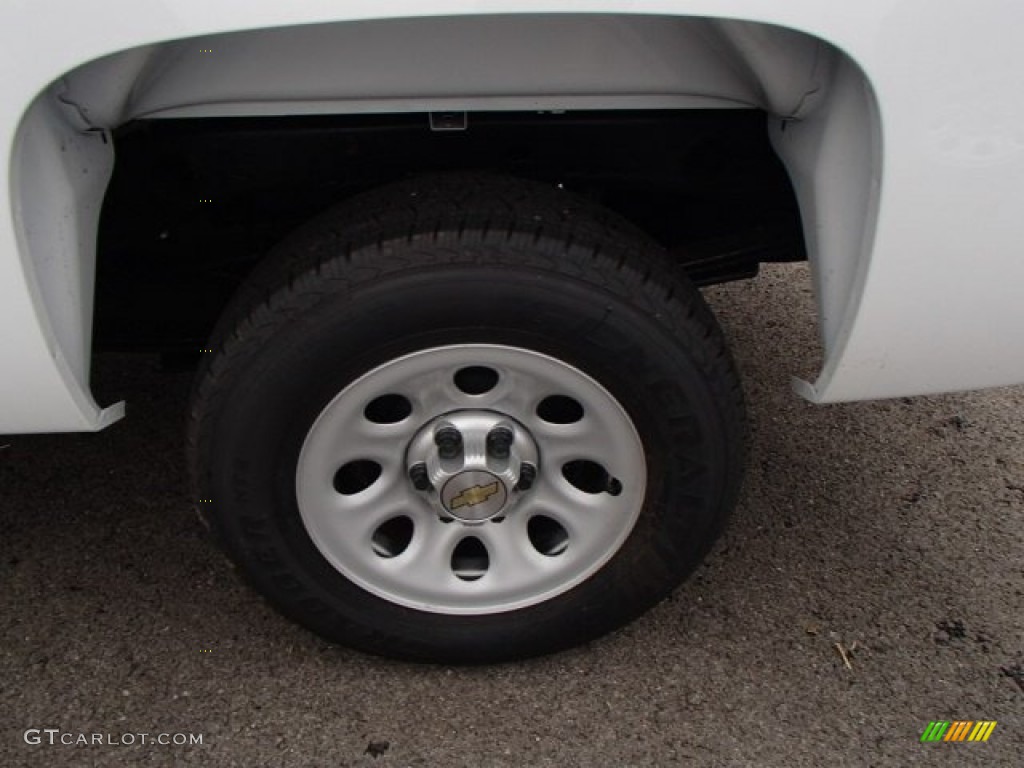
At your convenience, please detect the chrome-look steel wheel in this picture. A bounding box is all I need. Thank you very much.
[296,344,645,614]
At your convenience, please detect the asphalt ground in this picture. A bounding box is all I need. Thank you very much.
[1,263,1021,767]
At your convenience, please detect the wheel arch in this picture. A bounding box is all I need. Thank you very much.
[2,9,882,431]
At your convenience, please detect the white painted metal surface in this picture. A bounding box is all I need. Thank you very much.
[2,1,1024,433]
[58,17,825,121]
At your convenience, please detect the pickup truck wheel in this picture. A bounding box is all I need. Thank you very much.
[187,174,746,662]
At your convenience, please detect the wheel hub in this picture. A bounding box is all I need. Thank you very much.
[406,410,539,523]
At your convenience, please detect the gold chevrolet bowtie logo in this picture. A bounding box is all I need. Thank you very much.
[450,482,500,510]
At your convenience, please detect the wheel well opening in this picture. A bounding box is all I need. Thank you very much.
[93,109,807,352]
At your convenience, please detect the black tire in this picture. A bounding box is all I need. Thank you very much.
[187,173,746,663]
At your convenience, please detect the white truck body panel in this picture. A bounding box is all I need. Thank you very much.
[2,1,1023,432]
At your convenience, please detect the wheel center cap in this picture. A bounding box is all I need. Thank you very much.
[442,470,509,521]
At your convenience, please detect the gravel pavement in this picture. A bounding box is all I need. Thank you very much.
[1,264,1021,767]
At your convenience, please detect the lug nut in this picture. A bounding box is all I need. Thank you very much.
[487,427,514,460]
[434,427,463,460]
[409,463,431,491]
[517,463,537,491]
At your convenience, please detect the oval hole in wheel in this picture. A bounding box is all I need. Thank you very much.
[451,537,489,581]
[453,366,499,395]
[562,459,621,495]
[333,460,382,495]
[371,516,414,558]
[528,516,569,557]
[364,394,412,424]
[536,395,584,424]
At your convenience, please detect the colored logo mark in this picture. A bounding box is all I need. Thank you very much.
[450,482,500,510]
[920,721,997,743]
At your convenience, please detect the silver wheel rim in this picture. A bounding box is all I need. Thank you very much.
[296,344,646,615]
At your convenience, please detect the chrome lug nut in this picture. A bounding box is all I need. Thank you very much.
[487,426,514,460]
[434,426,463,460]
[409,462,432,491]
[517,462,537,491]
